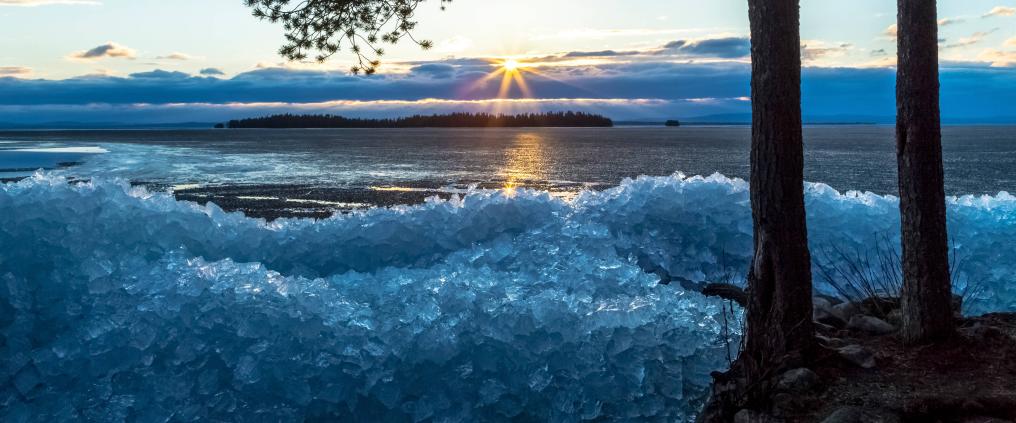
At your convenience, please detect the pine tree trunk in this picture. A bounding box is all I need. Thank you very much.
[896,0,954,344]
[742,0,815,400]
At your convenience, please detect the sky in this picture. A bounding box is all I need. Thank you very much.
[1,0,1016,124]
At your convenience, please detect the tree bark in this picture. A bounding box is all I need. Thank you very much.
[896,0,954,344]
[742,0,815,402]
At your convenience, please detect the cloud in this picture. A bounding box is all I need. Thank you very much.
[663,37,751,59]
[531,28,715,41]
[937,17,964,26]
[563,50,642,58]
[870,48,888,57]
[409,63,456,79]
[128,70,191,79]
[415,36,756,70]
[883,24,898,40]
[802,41,852,62]
[0,0,99,6]
[0,62,750,107]
[546,36,854,65]
[983,6,1015,17]
[69,42,136,60]
[977,49,1016,67]
[1007,37,1016,47]
[0,66,32,77]
[199,68,225,76]
[942,28,999,49]
[156,52,193,61]
[435,36,472,54]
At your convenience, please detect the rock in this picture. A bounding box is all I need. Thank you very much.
[858,296,898,316]
[815,294,843,305]
[847,315,896,335]
[837,344,876,369]
[816,334,847,348]
[769,393,796,417]
[886,308,902,326]
[814,297,832,315]
[960,321,1008,343]
[814,298,847,327]
[698,370,748,423]
[814,321,838,333]
[959,417,1012,423]
[776,368,820,392]
[821,406,901,423]
[821,407,863,423]
[831,302,860,323]
[734,409,782,423]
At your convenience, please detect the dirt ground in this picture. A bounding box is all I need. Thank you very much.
[786,313,1016,422]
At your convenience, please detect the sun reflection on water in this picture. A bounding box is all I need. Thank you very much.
[499,132,549,196]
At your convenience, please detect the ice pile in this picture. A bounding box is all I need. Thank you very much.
[2,172,1015,422]
[574,174,1016,313]
[0,174,732,422]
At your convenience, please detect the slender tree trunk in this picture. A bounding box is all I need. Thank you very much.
[742,0,815,401]
[896,0,954,344]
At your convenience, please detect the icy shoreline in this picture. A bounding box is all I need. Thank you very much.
[2,172,1014,421]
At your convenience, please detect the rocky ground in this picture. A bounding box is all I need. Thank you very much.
[704,294,1016,423]
[168,183,456,220]
[158,180,588,220]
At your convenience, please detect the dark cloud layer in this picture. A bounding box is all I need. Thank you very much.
[663,37,751,58]
[128,70,191,79]
[0,62,753,105]
[564,50,643,58]
[199,68,225,76]
[1,58,1015,123]
[410,63,456,78]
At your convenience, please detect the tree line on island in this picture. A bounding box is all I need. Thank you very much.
[218,112,613,129]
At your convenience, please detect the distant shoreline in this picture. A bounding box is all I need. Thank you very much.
[219,112,614,129]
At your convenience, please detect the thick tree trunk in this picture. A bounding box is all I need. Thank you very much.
[896,0,954,344]
[742,0,815,401]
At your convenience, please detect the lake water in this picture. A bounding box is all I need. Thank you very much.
[1,126,1014,217]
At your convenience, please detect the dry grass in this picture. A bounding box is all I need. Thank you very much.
[814,232,981,315]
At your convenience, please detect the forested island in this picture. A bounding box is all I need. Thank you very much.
[218,112,613,129]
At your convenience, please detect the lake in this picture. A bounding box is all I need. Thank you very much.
[1,125,1014,217]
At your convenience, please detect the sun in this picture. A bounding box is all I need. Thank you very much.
[491,58,532,99]
[461,57,539,106]
[502,59,521,72]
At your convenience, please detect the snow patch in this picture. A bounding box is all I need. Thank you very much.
[9,146,109,154]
